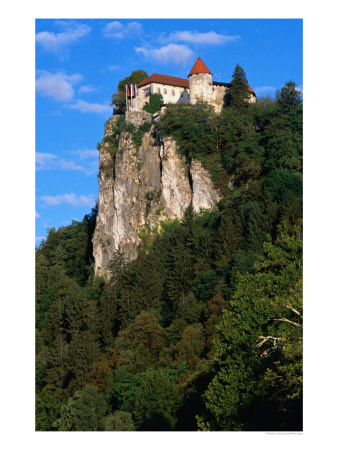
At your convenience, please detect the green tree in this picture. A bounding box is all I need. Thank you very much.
[176,292,203,324]
[114,311,165,372]
[54,384,107,431]
[276,81,302,113]
[218,107,257,181]
[104,411,136,431]
[107,367,144,413]
[264,169,302,203]
[111,69,148,114]
[143,93,163,114]
[229,64,252,108]
[158,101,218,160]
[38,220,92,286]
[86,354,115,393]
[134,369,179,430]
[202,221,302,431]
[98,280,119,348]
[175,324,205,369]
[204,294,227,351]
[36,385,65,431]
[42,275,90,389]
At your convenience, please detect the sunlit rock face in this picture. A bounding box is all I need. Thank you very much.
[93,111,220,279]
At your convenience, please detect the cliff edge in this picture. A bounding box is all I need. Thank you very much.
[93,110,220,278]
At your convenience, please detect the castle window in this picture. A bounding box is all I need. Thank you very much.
[164,88,167,94]
[171,89,175,96]
[156,87,160,93]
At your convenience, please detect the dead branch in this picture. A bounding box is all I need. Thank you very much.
[286,305,302,316]
[255,335,279,349]
[274,318,302,328]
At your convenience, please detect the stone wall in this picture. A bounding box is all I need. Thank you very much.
[211,84,229,113]
[125,110,152,126]
[189,73,213,104]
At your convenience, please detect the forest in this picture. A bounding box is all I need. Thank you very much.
[36,65,303,431]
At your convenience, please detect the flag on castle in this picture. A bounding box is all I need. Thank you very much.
[126,84,138,98]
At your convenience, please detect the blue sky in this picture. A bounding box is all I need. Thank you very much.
[35,18,303,245]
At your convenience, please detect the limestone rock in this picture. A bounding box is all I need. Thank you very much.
[93,111,221,279]
[190,159,221,212]
[125,110,152,126]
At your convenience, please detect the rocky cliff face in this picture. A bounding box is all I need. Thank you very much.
[93,110,220,278]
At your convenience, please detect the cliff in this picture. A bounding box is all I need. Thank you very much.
[93,110,220,278]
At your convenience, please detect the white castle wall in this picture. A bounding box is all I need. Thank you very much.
[189,73,213,104]
[136,83,189,109]
[212,85,229,113]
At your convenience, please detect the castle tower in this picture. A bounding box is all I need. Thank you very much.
[188,57,213,104]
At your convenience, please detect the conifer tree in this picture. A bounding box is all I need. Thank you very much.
[276,81,302,113]
[98,281,119,347]
[229,64,251,108]
[174,323,205,369]
[134,369,179,430]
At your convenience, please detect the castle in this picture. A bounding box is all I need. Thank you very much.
[131,57,256,113]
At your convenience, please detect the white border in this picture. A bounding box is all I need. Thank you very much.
[2,1,337,449]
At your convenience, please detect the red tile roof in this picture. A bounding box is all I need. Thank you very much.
[248,85,255,95]
[137,73,189,89]
[188,57,212,76]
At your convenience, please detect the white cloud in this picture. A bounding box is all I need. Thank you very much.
[36,71,83,101]
[108,64,121,71]
[68,100,112,115]
[72,150,98,159]
[169,30,240,45]
[36,152,56,169]
[35,210,40,219]
[36,151,97,174]
[135,44,195,66]
[103,21,142,39]
[40,193,96,208]
[36,22,90,52]
[103,21,123,35]
[78,85,96,94]
[57,160,87,171]
[254,86,277,95]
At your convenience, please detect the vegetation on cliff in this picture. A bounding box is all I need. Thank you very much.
[36,68,302,431]
[143,92,163,114]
